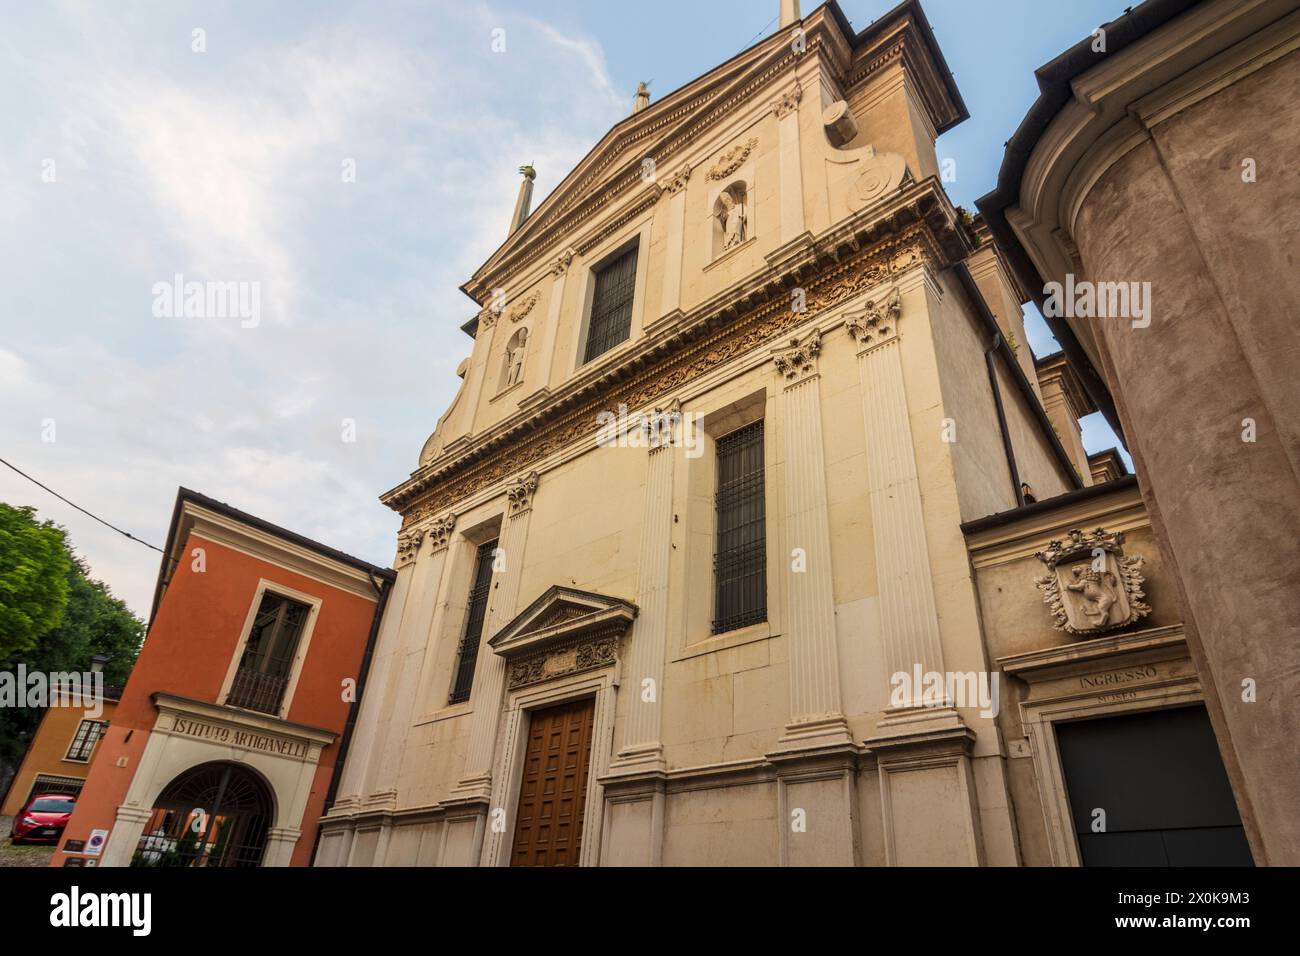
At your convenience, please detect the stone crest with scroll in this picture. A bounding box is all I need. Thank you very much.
[1034,528,1151,636]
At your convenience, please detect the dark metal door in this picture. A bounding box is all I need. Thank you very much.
[1056,704,1253,866]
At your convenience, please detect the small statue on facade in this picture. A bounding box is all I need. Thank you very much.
[506,329,528,386]
[718,190,747,249]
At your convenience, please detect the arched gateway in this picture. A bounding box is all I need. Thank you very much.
[131,762,274,868]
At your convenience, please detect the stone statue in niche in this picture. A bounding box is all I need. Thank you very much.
[505,327,528,387]
[713,183,748,257]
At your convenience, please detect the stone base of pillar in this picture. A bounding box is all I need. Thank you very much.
[768,743,861,866]
[101,805,153,867]
[263,826,303,867]
[360,788,398,812]
[607,742,666,776]
[598,771,667,866]
[437,795,489,867]
[447,773,492,804]
[773,713,853,753]
[864,714,984,866]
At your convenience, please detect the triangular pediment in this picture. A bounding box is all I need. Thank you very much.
[489,585,637,658]
[463,12,842,304]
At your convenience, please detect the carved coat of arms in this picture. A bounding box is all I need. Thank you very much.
[1034,528,1151,636]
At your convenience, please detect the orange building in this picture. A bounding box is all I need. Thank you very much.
[1,682,120,819]
[52,488,394,867]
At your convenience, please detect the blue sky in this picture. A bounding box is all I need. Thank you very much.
[0,0,1129,618]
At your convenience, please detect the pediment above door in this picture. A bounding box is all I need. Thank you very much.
[490,586,637,690]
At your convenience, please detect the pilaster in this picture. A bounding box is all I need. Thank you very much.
[769,328,850,750]
[451,471,540,804]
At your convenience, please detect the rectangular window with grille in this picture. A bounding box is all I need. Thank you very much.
[449,539,498,704]
[713,420,767,634]
[582,243,638,363]
[64,719,106,762]
[226,591,312,715]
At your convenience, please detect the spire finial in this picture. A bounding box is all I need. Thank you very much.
[509,164,535,234]
[779,0,801,29]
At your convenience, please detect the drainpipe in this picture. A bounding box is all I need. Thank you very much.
[985,329,1026,508]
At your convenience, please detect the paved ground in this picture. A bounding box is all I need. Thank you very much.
[0,815,57,867]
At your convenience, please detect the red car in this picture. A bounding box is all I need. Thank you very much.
[9,793,76,844]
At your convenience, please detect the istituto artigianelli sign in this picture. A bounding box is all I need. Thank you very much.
[170,716,311,760]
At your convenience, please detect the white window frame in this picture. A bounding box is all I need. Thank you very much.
[217,578,323,720]
[572,225,651,373]
[63,719,107,763]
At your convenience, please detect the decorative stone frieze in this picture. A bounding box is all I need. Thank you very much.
[1034,528,1151,636]
[392,210,956,525]
[506,633,620,690]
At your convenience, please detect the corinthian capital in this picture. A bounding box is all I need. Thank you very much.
[506,470,540,513]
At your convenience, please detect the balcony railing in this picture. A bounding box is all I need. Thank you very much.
[225,667,289,715]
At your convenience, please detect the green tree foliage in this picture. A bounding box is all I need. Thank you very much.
[0,501,144,774]
[0,503,72,657]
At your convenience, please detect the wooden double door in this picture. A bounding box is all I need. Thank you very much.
[510,697,596,866]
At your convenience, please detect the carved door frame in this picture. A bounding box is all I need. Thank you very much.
[482,668,618,868]
[999,624,1202,866]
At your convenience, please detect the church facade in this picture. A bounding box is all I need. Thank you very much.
[315,0,1275,867]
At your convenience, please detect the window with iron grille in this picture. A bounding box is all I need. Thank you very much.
[226,592,312,715]
[449,539,498,704]
[582,244,638,363]
[64,719,106,762]
[713,420,767,634]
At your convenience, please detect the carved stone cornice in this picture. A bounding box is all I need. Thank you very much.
[506,471,539,514]
[390,180,971,526]
[426,513,457,552]
[771,83,802,119]
[707,137,758,182]
[772,328,822,383]
[845,287,902,348]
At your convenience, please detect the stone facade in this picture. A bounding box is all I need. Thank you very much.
[317,0,1266,866]
[978,0,1300,865]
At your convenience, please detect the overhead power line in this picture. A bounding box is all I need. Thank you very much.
[0,455,164,553]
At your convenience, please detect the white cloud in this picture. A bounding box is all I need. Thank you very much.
[0,1,627,618]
